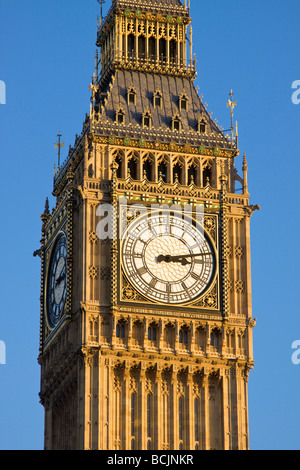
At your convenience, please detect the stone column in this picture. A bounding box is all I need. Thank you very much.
[123,367,131,450]
[202,373,210,450]
[140,366,147,450]
[155,368,162,449]
[187,369,194,450]
[44,401,53,450]
[221,369,230,450]
[171,368,178,450]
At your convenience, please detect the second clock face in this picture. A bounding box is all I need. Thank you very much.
[46,232,67,329]
[122,212,216,305]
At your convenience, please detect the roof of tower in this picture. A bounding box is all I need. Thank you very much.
[93,70,232,149]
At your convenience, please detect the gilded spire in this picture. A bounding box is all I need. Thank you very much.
[54,131,64,169]
[97,0,106,26]
[227,90,237,143]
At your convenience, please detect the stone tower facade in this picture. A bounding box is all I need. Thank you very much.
[37,0,258,450]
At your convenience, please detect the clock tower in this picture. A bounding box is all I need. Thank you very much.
[37,0,259,450]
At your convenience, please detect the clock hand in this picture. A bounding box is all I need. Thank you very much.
[55,267,66,286]
[156,253,212,264]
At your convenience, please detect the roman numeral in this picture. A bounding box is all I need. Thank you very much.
[181,282,191,298]
[149,278,157,288]
[191,272,200,280]
[137,267,147,276]
[194,259,204,265]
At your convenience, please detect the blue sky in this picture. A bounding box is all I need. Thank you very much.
[0,0,299,450]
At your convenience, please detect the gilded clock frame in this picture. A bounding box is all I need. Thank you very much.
[118,205,220,312]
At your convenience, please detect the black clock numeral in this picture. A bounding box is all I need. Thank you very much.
[137,267,147,276]
[194,259,204,265]
[191,272,200,281]
[149,278,157,288]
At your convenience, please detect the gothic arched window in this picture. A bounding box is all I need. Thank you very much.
[203,164,212,186]
[138,35,146,58]
[142,110,152,129]
[143,159,152,181]
[170,39,176,63]
[116,322,125,339]
[188,164,198,185]
[127,86,137,105]
[159,38,167,62]
[198,118,207,134]
[179,328,188,344]
[153,89,163,109]
[149,37,156,61]
[158,160,167,182]
[128,157,138,180]
[148,324,157,341]
[173,162,183,184]
[128,34,135,58]
[210,328,221,350]
[172,114,181,132]
[179,92,189,112]
[116,107,125,125]
[114,151,125,179]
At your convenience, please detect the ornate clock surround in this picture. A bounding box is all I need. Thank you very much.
[118,203,220,313]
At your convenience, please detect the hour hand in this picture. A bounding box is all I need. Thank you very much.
[55,268,66,286]
[155,254,191,266]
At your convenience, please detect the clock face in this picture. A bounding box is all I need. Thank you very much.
[121,212,216,305]
[46,233,67,329]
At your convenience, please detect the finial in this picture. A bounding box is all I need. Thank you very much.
[97,0,106,27]
[95,49,98,83]
[242,154,248,194]
[44,197,50,215]
[40,197,50,227]
[54,131,64,169]
[227,90,237,143]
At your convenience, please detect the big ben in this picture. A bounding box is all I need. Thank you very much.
[37,0,259,451]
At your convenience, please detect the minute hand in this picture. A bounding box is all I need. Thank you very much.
[156,253,212,264]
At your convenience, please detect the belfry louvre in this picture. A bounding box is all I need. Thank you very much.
[37,0,258,450]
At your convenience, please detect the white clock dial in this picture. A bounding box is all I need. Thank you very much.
[122,212,216,305]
